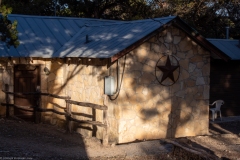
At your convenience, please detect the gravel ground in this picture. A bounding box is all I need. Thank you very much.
[0,117,240,160]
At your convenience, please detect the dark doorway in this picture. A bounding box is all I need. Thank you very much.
[210,59,240,116]
[14,64,40,121]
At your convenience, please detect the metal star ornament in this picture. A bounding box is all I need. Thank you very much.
[156,55,180,85]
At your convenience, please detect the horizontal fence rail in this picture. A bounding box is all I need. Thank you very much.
[2,90,70,99]
[1,87,108,146]
[66,100,108,110]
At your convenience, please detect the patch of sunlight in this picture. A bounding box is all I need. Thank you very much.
[123,34,134,39]
[131,28,143,33]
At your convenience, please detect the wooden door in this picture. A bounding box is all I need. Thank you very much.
[14,64,40,121]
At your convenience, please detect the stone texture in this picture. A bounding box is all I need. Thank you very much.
[122,109,136,119]
[175,90,185,98]
[178,37,192,52]
[186,50,194,58]
[134,48,148,63]
[139,72,156,84]
[151,43,161,53]
[196,77,205,85]
[179,59,189,70]
[128,61,143,71]
[192,68,203,77]
[142,64,153,73]
[0,26,210,145]
[186,79,196,87]
[124,71,142,79]
[203,85,210,99]
[180,69,189,81]
[122,77,135,89]
[164,32,173,43]
[176,52,186,59]
[190,55,203,63]
[202,64,210,76]
[145,59,157,68]
[115,26,210,143]
[188,63,196,73]
[197,62,204,68]
[173,36,181,44]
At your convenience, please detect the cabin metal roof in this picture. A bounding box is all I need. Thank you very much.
[207,39,240,60]
[0,14,175,58]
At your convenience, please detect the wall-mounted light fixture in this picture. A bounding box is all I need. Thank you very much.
[43,67,50,75]
[104,76,115,96]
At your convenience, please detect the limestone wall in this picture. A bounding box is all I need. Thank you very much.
[0,26,210,144]
[0,58,108,140]
[0,61,14,117]
[107,26,210,143]
[40,58,109,139]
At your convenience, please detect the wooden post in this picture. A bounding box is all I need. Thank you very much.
[35,86,41,123]
[102,95,108,146]
[5,84,9,118]
[65,97,72,133]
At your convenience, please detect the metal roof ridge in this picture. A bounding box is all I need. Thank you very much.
[53,27,86,57]
[83,19,161,27]
[8,14,122,22]
[120,16,176,24]
[80,16,176,27]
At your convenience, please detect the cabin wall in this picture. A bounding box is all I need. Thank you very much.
[0,26,210,144]
[0,58,109,140]
[0,60,14,116]
[107,26,210,143]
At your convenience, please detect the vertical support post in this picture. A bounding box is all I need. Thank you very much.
[92,108,97,137]
[5,84,9,118]
[35,86,41,123]
[102,95,108,146]
[65,97,72,133]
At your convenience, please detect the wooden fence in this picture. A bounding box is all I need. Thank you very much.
[1,85,108,146]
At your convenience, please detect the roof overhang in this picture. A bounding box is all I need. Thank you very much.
[111,16,231,63]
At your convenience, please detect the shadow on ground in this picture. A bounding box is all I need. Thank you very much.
[209,117,240,135]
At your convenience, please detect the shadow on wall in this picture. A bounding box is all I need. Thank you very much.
[105,25,209,143]
[45,58,108,138]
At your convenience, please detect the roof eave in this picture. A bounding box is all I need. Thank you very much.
[111,16,230,63]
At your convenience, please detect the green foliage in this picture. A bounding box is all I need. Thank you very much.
[148,0,240,39]
[58,0,153,20]
[2,0,240,39]
[2,0,56,16]
[0,5,19,48]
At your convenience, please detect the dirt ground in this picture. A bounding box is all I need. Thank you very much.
[0,117,240,160]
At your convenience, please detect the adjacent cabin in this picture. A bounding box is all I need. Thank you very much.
[208,39,240,116]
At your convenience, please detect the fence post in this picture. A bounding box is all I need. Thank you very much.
[5,84,9,118]
[102,95,108,146]
[35,86,41,123]
[65,97,72,133]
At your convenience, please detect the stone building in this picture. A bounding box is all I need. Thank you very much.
[0,14,228,144]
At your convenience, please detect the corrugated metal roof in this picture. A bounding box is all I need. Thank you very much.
[0,14,176,58]
[54,17,174,58]
[207,39,240,60]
